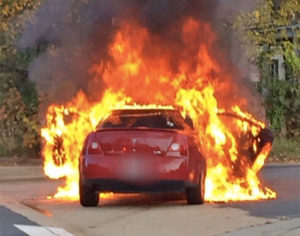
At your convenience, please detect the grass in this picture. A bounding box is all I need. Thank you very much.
[269,137,300,163]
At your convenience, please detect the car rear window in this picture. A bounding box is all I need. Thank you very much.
[97,110,188,130]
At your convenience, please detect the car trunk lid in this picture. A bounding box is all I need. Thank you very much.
[95,129,177,156]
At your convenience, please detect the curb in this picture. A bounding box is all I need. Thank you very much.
[265,163,300,168]
[0,176,47,182]
[0,165,46,182]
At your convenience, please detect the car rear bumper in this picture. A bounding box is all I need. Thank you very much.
[82,178,197,193]
[81,155,190,181]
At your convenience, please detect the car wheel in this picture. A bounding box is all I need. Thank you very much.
[186,171,205,205]
[79,180,99,207]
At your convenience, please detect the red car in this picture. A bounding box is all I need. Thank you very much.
[79,109,207,206]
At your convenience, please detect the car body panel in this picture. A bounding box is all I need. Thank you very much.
[79,110,206,194]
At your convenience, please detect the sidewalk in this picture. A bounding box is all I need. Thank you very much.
[0,165,45,182]
[221,217,300,236]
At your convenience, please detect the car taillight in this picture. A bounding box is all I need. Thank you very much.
[170,143,180,151]
[167,140,188,157]
[87,142,103,155]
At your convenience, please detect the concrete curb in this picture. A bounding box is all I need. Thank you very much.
[0,166,46,182]
[265,163,300,168]
[0,163,299,182]
[0,177,47,182]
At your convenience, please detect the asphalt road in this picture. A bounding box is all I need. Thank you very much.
[227,165,300,219]
[0,206,38,236]
[0,165,299,236]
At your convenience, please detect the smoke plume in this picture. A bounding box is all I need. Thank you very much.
[20,0,262,116]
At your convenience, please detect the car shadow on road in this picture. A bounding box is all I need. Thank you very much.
[98,193,188,208]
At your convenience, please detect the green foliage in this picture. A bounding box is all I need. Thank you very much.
[270,137,300,161]
[284,41,300,76]
[235,0,300,138]
[0,0,41,157]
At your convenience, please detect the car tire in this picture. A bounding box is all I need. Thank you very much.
[79,180,99,207]
[186,171,205,205]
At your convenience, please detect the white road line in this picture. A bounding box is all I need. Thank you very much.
[14,224,75,236]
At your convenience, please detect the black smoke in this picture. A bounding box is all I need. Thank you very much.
[20,0,260,115]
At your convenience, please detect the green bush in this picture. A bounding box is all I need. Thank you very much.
[270,137,300,161]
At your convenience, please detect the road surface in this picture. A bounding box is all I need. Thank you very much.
[0,165,299,236]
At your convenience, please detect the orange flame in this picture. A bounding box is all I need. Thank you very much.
[41,18,276,202]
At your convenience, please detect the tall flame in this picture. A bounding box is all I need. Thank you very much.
[41,18,276,202]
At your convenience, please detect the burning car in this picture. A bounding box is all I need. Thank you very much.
[41,16,277,203]
[79,108,206,206]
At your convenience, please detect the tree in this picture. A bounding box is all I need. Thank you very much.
[235,0,300,137]
[0,0,41,157]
